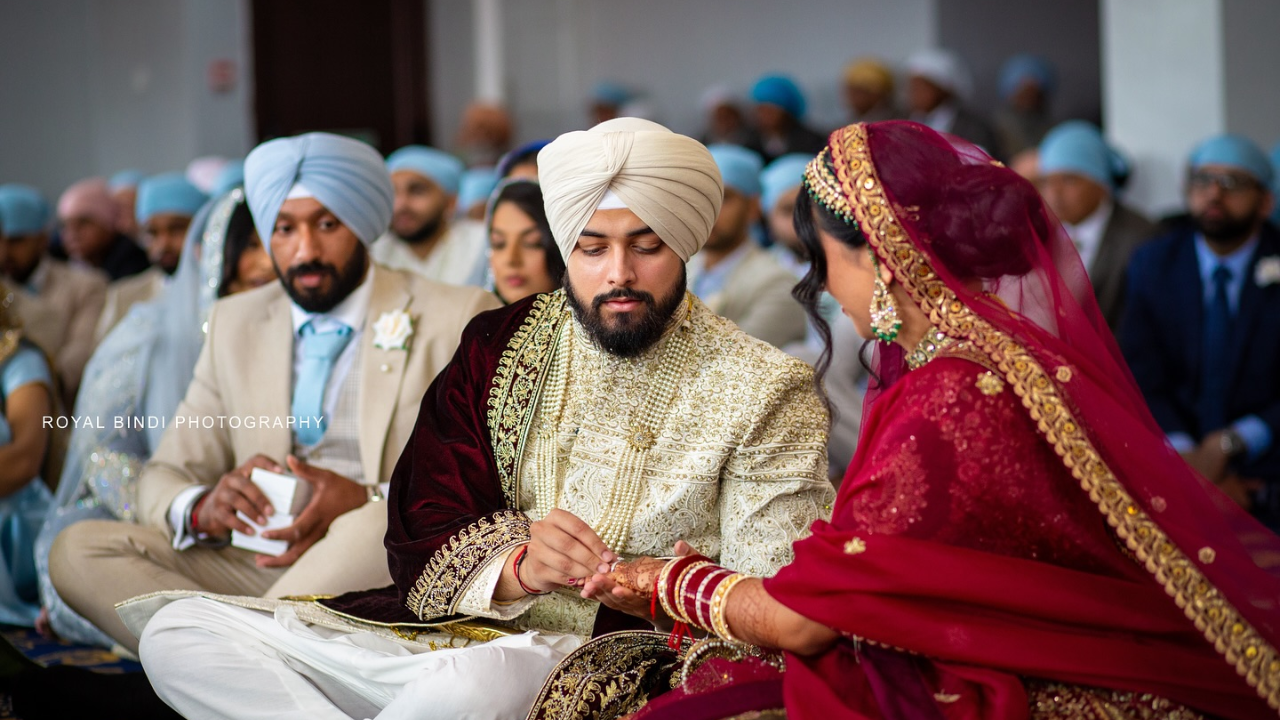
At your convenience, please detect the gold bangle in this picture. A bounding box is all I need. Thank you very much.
[710,573,749,643]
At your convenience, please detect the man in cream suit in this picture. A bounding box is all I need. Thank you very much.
[686,145,807,348]
[49,133,500,653]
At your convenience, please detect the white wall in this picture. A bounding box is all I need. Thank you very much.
[1102,0,1226,216]
[430,0,939,148]
[1222,0,1280,151]
[0,0,253,200]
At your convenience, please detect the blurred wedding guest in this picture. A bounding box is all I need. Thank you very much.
[95,173,209,341]
[760,153,815,275]
[184,156,229,194]
[56,178,150,281]
[108,169,145,239]
[760,155,865,473]
[993,54,1057,159]
[1271,142,1280,226]
[485,180,563,305]
[37,190,276,649]
[842,57,899,123]
[210,159,245,197]
[1039,121,1153,330]
[47,132,501,654]
[749,74,826,164]
[688,144,806,348]
[0,284,58,628]
[457,168,500,221]
[905,48,998,156]
[1121,134,1279,523]
[0,184,108,402]
[588,80,633,126]
[371,145,488,287]
[496,139,549,181]
[1010,147,1041,185]
[698,85,759,148]
[454,102,513,168]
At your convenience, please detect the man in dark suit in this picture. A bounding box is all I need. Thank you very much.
[904,49,999,158]
[1120,134,1278,522]
[1039,121,1155,331]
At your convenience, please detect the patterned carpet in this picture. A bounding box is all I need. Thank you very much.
[0,624,141,673]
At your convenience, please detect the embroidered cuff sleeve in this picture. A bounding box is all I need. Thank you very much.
[405,510,532,621]
[454,546,537,620]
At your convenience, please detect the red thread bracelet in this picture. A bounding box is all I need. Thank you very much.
[513,545,549,596]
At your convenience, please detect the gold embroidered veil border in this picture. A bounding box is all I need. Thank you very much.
[830,123,1280,712]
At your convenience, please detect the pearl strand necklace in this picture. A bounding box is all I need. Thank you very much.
[530,295,696,553]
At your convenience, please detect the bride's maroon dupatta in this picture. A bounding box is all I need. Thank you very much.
[638,122,1280,720]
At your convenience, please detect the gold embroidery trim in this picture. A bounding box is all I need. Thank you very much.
[487,291,569,507]
[405,510,532,620]
[832,123,1280,712]
[976,372,1005,396]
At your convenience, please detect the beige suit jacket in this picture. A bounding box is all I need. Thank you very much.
[26,259,109,399]
[138,263,501,532]
[701,245,807,349]
[94,267,165,343]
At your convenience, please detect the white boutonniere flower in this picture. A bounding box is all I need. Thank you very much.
[372,309,413,350]
[1256,256,1280,288]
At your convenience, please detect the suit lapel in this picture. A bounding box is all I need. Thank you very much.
[252,292,295,462]
[1226,229,1279,385]
[357,265,411,485]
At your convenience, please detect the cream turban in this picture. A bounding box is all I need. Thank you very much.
[537,117,723,262]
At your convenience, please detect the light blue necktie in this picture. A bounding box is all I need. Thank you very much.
[292,320,353,446]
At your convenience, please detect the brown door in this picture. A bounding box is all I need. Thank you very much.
[251,0,430,153]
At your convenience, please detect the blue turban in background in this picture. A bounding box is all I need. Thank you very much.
[1039,121,1129,193]
[999,54,1056,101]
[497,139,551,178]
[458,168,501,213]
[211,160,245,197]
[590,81,632,108]
[386,146,465,196]
[1188,134,1275,187]
[136,173,209,224]
[760,154,813,213]
[750,75,807,119]
[244,132,394,246]
[0,184,51,237]
[708,144,764,198]
[108,169,146,191]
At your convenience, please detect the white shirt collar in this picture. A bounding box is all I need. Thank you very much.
[1062,198,1113,272]
[288,264,375,335]
[25,257,51,293]
[915,102,958,134]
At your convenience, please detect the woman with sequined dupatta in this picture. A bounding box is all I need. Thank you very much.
[572,121,1280,720]
[35,188,275,648]
[0,283,57,627]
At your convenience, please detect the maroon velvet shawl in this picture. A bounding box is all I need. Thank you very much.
[321,292,549,626]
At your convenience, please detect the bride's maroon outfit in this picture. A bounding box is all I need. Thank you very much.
[633,122,1280,720]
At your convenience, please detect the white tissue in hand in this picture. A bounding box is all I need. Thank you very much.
[232,512,294,556]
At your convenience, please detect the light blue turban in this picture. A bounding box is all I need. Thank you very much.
[0,184,51,237]
[211,160,245,197]
[750,74,807,119]
[386,146,465,196]
[244,132,394,246]
[998,54,1056,101]
[590,81,632,108]
[760,153,813,213]
[708,144,764,198]
[1039,121,1128,193]
[136,173,209,224]
[108,169,145,191]
[1188,134,1274,187]
[458,168,500,212]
